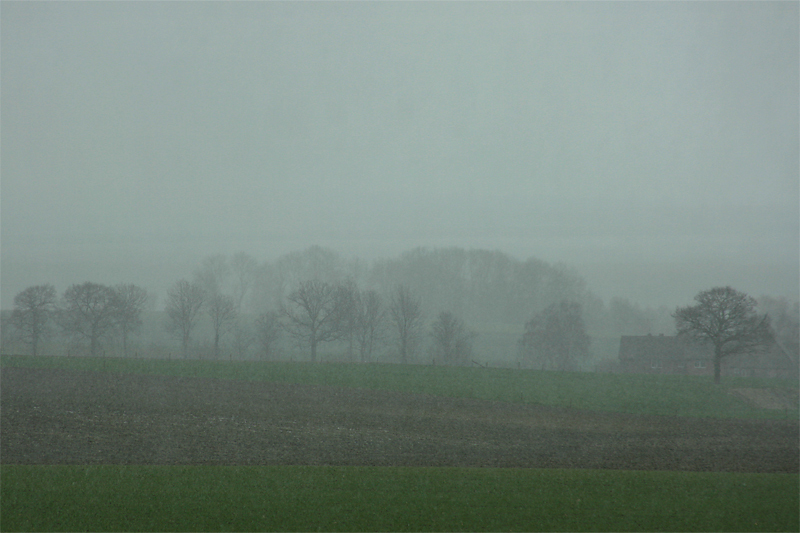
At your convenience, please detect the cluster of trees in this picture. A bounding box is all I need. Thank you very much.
[9,282,148,358]
[229,246,597,326]
[280,281,414,363]
[10,277,589,371]
[141,246,600,364]
[172,246,675,340]
[515,285,789,382]
[518,300,591,371]
[81,274,468,364]
[6,247,795,378]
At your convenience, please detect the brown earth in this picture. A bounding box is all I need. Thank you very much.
[1,367,797,472]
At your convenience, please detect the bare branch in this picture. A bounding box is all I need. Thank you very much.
[280,280,343,362]
[673,286,772,383]
[61,282,118,357]
[390,285,423,364]
[11,284,57,356]
[165,280,205,358]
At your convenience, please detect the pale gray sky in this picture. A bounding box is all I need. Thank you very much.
[2,1,798,309]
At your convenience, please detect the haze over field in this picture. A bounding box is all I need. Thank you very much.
[2,2,798,310]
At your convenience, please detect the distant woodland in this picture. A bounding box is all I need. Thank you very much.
[2,246,797,370]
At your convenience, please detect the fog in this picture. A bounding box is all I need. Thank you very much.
[2,1,798,311]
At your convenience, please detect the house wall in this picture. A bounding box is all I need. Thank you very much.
[619,335,797,379]
[623,353,794,379]
[621,358,712,376]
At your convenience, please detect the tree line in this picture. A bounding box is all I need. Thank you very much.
[8,282,148,358]
[162,276,478,366]
[153,246,604,364]
[4,244,597,367]
[6,277,481,366]
[164,246,604,366]
[5,246,796,376]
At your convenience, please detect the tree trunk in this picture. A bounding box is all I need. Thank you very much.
[714,346,722,384]
[214,331,220,359]
[31,320,40,357]
[310,337,317,363]
[183,332,190,359]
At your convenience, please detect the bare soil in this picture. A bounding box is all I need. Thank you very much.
[1,367,797,472]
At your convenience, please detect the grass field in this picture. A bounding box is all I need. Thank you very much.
[1,465,797,532]
[2,354,798,532]
[2,354,797,419]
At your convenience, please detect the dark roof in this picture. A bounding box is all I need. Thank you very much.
[619,335,710,362]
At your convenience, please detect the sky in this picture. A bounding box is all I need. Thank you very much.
[2,1,798,310]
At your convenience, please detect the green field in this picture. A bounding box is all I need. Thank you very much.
[1,465,797,532]
[2,355,798,532]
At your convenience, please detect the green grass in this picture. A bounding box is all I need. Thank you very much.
[2,357,797,531]
[3,354,796,419]
[1,466,796,532]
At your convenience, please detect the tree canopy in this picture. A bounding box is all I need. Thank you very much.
[430,311,475,366]
[280,280,347,362]
[519,300,590,371]
[165,280,205,358]
[673,286,772,384]
[61,282,119,357]
[11,284,57,356]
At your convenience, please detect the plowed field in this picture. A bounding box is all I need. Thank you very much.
[2,367,797,472]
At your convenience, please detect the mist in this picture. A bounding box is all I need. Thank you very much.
[2,1,798,312]
[2,6,799,526]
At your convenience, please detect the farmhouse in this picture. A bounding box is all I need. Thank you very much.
[618,334,798,379]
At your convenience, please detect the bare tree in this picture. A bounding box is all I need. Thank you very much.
[254,311,281,360]
[758,296,799,360]
[231,318,254,360]
[335,279,359,359]
[165,280,205,358]
[113,283,148,357]
[277,246,343,290]
[519,300,590,371]
[251,261,284,313]
[674,286,772,384]
[281,280,344,362]
[61,282,119,357]
[390,285,423,364]
[354,289,387,362]
[608,297,653,336]
[194,254,230,297]
[230,252,258,311]
[207,293,237,359]
[11,284,57,356]
[430,311,475,366]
